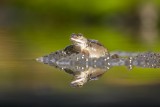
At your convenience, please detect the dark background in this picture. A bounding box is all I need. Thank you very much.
[0,0,160,106]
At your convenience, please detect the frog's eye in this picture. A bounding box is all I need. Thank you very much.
[71,33,77,38]
[77,33,83,37]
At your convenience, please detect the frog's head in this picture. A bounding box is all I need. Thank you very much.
[70,33,88,50]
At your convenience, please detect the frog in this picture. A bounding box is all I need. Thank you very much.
[64,33,110,87]
[69,33,109,58]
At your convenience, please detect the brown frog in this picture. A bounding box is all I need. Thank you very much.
[70,33,109,58]
[64,33,110,87]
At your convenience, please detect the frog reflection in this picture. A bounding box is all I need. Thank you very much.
[68,67,106,88]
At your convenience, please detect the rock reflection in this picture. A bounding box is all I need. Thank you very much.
[36,50,160,87]
[37,52,111,87]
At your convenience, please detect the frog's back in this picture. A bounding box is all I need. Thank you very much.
[85,39,109,58]
[88,39,103,46]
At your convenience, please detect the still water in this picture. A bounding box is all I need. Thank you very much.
[1,30,160,106]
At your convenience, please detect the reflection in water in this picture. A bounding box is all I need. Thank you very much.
[36,49,160,87]
[36,52,111,87]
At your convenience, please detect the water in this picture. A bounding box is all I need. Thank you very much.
[0,30,160,106]
[1,1,160,106]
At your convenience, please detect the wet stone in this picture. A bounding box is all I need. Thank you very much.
[42,55,49,64]
[125,57,134,70]
[134,52,160,68]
